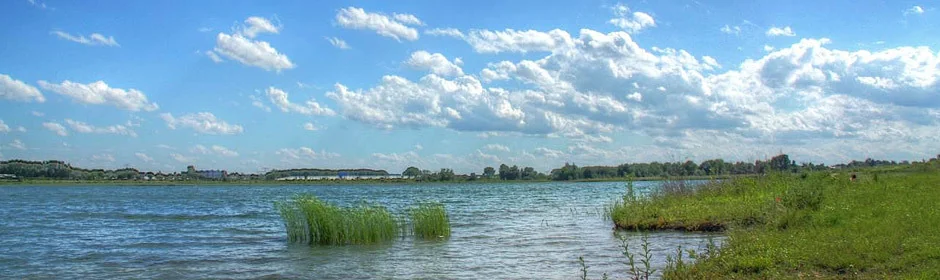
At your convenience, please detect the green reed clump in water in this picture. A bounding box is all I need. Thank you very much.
[408,201,451,239]
[275,194,399,245]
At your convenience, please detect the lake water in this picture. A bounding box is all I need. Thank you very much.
[0,181,721,279]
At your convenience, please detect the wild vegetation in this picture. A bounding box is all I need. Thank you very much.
[408,202,451,239]
[274,195,399,245]
[275,195,452,245]
[600,159,940,279]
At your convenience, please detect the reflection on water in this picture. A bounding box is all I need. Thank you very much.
[0,181,722,279]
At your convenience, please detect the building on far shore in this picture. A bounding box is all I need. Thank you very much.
[186,165,228,180]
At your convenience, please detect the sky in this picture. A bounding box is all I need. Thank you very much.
[1,0,939,174]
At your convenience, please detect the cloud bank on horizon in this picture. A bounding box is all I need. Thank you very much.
[1,1,938,174]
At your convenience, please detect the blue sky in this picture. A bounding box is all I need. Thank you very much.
[1,0,938,174]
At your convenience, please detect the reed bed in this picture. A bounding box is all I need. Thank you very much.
[408,202,451,239]
[275,195,399,245]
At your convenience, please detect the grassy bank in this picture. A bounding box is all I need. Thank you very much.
[609,165,940,278]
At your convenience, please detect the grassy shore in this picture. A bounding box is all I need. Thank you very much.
[609,164,940,278]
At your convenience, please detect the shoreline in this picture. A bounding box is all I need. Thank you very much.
[0,174,747,186]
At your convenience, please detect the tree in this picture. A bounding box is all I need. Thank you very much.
[437,168,455,181]
[483,166,496,178]
[402,166,421,178]
[498,164,510,180]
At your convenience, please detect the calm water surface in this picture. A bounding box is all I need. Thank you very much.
[0,181,721,279]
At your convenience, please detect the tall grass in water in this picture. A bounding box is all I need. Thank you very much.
[275,195,399,245]
[408,202,451,239]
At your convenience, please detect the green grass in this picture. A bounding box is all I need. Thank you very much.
[608,164,940,279]
[409,201,451,239]
[275,194,399,245]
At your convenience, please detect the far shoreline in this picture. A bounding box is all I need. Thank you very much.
[0,174,747,187]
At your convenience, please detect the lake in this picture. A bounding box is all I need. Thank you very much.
[0,181,721,279]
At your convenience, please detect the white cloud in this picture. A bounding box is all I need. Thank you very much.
[16,126,26,132]
[91,153,116,162]
[766,26,795,37]
[326,37,351,49]
[276,147,340,165]
[608,4,656,33]
[31,111,44,117]
[160,112,244,135]
[37,80,158,111]
[0,120,8,133]
[64,119,137,137]
[42,122,68,136]
[51,31,119,47]
[406,51,464,77]
[240,16,280,38]
[720,24,741,35]
[1,74,45,102]
[192,144,238,157]
[205,50,224,63]
[335,7,421,41]
[484,144,510,152]
[214,32,295,72]
[135,152,154,162]
[303,122,319,131]
[392,13,423,26]
[425,28,464,38]
[170,153,195,163]
[414,144,423,150]
[905,5,925,15]
[27,0,48,9]
[461,29,574,54]
[763,45,775,52]
[9,139,26,150]
[249,95,271,112]
[265,87,336,116]
[212,145,238,157]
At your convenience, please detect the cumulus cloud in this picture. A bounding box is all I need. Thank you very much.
[335,7,421,41]
[1,74,45,102]
[37,80,158,111]
[205,51,224,63]
[212,16,294,72]
[265,87,336,116]
[608,4,656,33]
[303,122,319,131]
[214,32,294,72]
[191,144,239,157]
[64,119,137,137]
[135,152,154,162]
[91,153,116,162]
[326,37,350,49]
[766,26,795,37]
[240,16,280,38]
[9,139,26,150]
[484,144,510,152]
[51,31,119,47]
[720,24,741,35]
[170,153,195,163]
[276,147,340,165]
[42,122,68,136]
[425,28,464,38]
[461,29,574,54]
[328,25,940,163]
[406,51,464,76]
[905,5,925,15]
[160,112,244,135]
[249,94,272,112]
